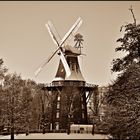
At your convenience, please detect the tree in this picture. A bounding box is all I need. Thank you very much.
[20,79,35,135]
[38,85,51,134]
[67,88,77,135]
[0,59,52,137]
[1,74,36,139]
[105,63,140,139]
[29,84,52,133]
[2,73,24,140]
[104,7,140,139]
[0,59,8,132]
[0,59,8,80]
[112,7,140,72]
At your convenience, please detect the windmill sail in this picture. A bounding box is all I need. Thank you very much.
[46,21,61,46]
[59,51,71,78]
[35,47,60,77]
[59,17,83,47]
[34,67,42,77]
[35,48,71,78]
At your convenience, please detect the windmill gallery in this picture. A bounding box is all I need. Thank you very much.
[35,17,98,133]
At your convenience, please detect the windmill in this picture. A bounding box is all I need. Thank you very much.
[35,17,98,131]
[35,17,82,79]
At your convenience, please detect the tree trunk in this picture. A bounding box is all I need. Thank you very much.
[11,94,14,140]
[92,123,94,135]
[67,115,70,135]
[11,122,14,140]
[43,126,45,134]
[11,129,14,140]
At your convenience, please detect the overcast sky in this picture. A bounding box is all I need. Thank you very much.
[0,1,140,86]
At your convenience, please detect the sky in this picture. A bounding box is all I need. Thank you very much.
[0,1,140,86]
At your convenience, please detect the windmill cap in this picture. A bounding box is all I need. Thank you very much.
[64,45,81,55]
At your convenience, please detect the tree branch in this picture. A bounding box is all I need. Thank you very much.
[129,5,136,25]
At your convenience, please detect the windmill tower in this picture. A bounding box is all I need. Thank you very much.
[35,17,98,131]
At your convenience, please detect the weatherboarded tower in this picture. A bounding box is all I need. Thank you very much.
[45,44,97,131]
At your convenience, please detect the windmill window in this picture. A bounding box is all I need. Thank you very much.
[82,113,85,119]
[61,68,64,73]
[76,65,79,72]
[82,104,84,109]
[55,122,59,130]
[57,102,60,109]
[56,112,59,118]
[71,63,75,70]
[57,96,60,101]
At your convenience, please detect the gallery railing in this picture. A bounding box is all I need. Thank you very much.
[45,81,96,88]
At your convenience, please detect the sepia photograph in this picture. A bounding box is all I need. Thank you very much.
[0,1,140,139]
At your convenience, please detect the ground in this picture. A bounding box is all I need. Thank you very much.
[0,133,108,139]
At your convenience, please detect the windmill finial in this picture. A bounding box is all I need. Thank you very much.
[74,33,84,53]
